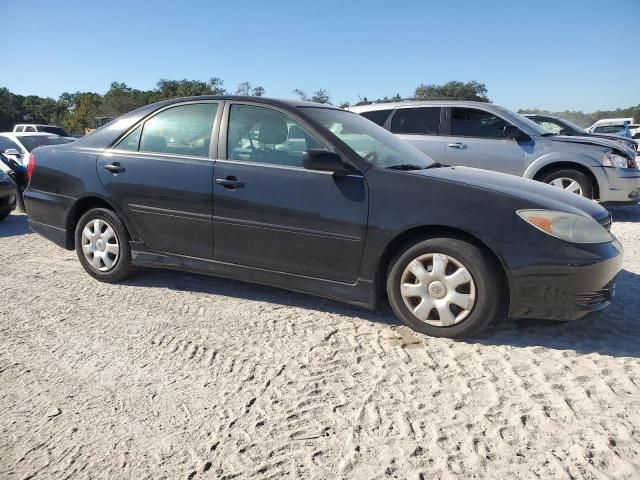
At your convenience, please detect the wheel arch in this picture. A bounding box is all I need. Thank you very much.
[65,195,135,249]
[530,161,600,200]
[375,225,511,309]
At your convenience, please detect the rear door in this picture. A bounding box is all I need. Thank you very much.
[444,107,527,176]
[212,102,368,284]
[388,107,446,163]
[97,101,222,259]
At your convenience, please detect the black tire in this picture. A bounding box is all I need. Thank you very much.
[74,208,135,282]
[386,238,500,338]
[0,211,9,222]
[540,168,594,199]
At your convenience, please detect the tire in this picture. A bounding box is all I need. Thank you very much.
[540,168,594,199]
[74,208,135,282]
[0,211,9,222]
[386,238,500,338]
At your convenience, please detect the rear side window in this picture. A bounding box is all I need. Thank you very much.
[25,126,36,132]
[360,109,393,127]
[391,107,441,135]
[116,103,218,157]
[15,126,24,132]
[594,125,623,134]
[451,108,509,139]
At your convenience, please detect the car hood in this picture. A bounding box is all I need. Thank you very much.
[550,134,636,158]
[411,166,609,221]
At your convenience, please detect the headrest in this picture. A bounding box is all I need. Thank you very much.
[258,118,288,145]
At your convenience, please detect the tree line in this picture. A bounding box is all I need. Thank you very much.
[0,77,636,133]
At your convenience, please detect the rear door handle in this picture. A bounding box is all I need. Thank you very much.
[103,162,125,173]
[216,177,245,189]
[448,143,465,149]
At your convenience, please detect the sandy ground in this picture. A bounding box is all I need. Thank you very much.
[0,208,639,480]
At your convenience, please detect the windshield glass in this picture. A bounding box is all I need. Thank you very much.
[557,118,587,135]
[301,107,433,169]
[19,135,70,152]
[39,126,69,136]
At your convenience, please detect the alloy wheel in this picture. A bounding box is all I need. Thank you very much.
[400,253,476,327]
[549,177,583,196]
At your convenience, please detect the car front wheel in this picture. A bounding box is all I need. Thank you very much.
[75,207,134,282]
[541,168,594,199]
[387,238,500,338]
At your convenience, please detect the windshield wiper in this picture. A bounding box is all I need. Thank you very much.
[423,162,444,169]
[385,164,428,171]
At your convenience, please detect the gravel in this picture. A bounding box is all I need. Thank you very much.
[1,208,639,479]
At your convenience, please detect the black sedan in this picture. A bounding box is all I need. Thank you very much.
[23,97,622,338]
[0,167,18,221]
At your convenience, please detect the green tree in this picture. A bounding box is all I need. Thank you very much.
[414,81,490,102]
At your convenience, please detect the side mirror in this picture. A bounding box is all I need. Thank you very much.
[3,149,21,157]
[503,125,528,141]
[303,150,351,174]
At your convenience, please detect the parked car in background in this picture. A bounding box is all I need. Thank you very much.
[0,132,71,166]
[0,167,18,221]
[13,124,78,141]
[24,96,622,338]
[587,118,639,139]
[0,151,28,211]
[350,101,640,204]
[524,114,638,152]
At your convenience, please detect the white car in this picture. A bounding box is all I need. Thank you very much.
[13,124,77,142]
[588,118,639,139]
[0,132,71,166]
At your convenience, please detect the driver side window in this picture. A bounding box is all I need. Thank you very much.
[226,104,326,167]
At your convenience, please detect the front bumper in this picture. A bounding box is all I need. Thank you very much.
[508,239,623,320]
[592,166,640,204]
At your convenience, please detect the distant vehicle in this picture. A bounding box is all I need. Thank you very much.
[23,96,623,338]
[0,132,71,166]
[13,124,78,141]
[0,166,18,221]
[524,114,638,152]
[351,101,640,204]
[0,151,28,212]
[587,118,639,139]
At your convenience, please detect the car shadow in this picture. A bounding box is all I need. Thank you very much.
[123,266,640,358]
[121,268,400,327]
[0,213,31,238]
[609,204,640,222]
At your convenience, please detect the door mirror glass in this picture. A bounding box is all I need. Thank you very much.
[303,150,350,174]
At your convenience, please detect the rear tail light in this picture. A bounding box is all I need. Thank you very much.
[27,152,35,181]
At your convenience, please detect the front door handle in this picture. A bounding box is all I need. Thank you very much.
[447,143,465,149]
[103,162,126,173]
[216,177,245,189]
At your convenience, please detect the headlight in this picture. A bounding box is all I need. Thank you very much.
[517,209,612,244]
[603,151,633,168]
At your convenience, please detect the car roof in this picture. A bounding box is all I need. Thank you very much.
[348,100,495,113]
[0,132,62,137]
[137,95,342,111]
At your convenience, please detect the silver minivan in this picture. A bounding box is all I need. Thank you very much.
[350,101,640,204]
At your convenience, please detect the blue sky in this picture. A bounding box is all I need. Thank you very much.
[4,0,639,112]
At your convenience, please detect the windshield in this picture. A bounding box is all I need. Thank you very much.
[39,126,70,136]
[301,107,433,169]
[557,118,587,135]
[19,135,70,152]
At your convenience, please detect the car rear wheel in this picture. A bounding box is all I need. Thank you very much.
[541,169,594,199]
[75,208,134,282]
[387,238,500,338]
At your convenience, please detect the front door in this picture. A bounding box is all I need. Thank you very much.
[213,102,368,284]
[444,107,527,176]
[97,101,221,259]
[388,106,447,163]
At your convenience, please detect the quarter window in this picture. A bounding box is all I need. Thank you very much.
[135,103,218,157]
[227,104,326,167]
[451,108,509,139]
[391,107,441,135]
[360,109,393,127]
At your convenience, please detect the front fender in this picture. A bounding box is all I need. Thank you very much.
[523,152,603,180]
